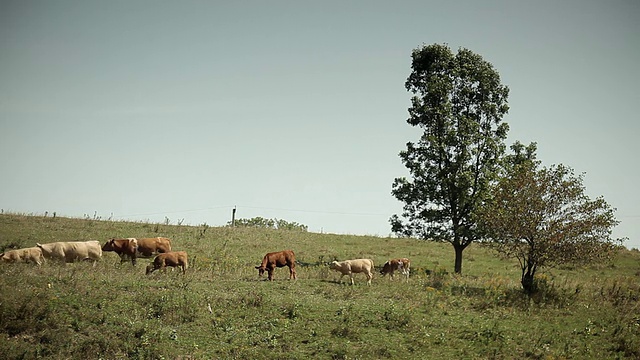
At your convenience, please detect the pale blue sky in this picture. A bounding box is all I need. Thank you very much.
[1,1,639,248]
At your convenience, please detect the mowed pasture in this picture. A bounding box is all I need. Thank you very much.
[1,214,639,359]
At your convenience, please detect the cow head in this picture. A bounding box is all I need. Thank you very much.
[101,239,116,251]
[255,265,266,276]
[380,261,390,275]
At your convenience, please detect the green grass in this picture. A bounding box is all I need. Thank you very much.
[1,213,639,359]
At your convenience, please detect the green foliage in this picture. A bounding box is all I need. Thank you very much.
[228,217,308,232]
[477,147,623,293]
[391,43,510,274]
[0,213,639,359]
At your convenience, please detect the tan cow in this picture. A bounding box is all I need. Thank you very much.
[36,241,102,266]
[255,250,297,281]
[0,247,44,265]
[329,258,374,285]
[135,237,172,257]
[380,258,411,281]
[146,251,188,275]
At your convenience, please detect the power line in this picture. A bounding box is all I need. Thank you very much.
[236,205,390,217]
[113,205,234,219]
[112,205,391,219]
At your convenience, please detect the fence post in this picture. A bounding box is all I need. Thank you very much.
[232,206,236,227]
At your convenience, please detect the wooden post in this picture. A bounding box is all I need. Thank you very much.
[232,206,236,227]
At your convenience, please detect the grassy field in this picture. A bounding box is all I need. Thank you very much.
[0,213,639,359]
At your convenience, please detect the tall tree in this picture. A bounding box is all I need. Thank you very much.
[477,150,622,293]
[391,44,510,273]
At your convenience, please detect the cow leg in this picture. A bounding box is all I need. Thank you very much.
[349,273,355,285]
[289,264,297,280]
[366,271,372,285]
[268,269,274,281]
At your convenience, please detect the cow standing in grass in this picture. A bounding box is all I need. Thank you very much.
[255,250,297,281]
[135,237,172,257]
[101,238,139,265]
[329,258,374,285]
[102,237,172,265]
[380,258,411,281]
[37,241,102,266]
[146,251,188,275]
[0,247,44,265]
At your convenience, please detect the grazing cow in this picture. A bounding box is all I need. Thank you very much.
[101,238,139,265]
[329,258,374,285]
[146,251,188,275]
[101,237,172,265]
[380,258,411,281]
[0,247,44,265]
[135,237,172,257]
[255,250,297,281]
[36,241,102,266]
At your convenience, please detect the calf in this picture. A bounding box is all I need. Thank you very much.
[37,241,102,266]
[329,258,374,285]
[146,251,188,275]
[255,250,297,281]
[0,247,44,265]
[380,258,411,281]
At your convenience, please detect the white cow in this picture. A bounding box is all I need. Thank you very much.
[37,241,102,266]
[329,258,374,285]
[0,247,44,265]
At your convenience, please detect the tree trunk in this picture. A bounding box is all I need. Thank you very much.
[453,243,464,274]
[521,262,537,294]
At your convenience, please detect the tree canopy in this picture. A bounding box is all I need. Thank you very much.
[477,145,622,293]
[391,43,510,273]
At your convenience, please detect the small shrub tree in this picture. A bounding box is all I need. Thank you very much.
[477,144,623,293]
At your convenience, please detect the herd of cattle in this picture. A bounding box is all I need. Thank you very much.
[255,250,410,284]
[0,239,411,284]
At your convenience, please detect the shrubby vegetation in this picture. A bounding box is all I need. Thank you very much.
[227,216,308,232]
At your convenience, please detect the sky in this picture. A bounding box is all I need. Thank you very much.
[1,1,639,248]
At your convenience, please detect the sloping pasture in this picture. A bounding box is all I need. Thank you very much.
[1,214,638,359]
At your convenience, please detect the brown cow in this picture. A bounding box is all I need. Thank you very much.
[146,251,188,275]
[135,237,172,256]
[0,247,44,265]
[102,238,139,265]
[255,250,297,281]
[102,237,172,265]
[380,258,411,281]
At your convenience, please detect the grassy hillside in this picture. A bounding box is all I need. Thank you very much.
[1,213,639,359]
